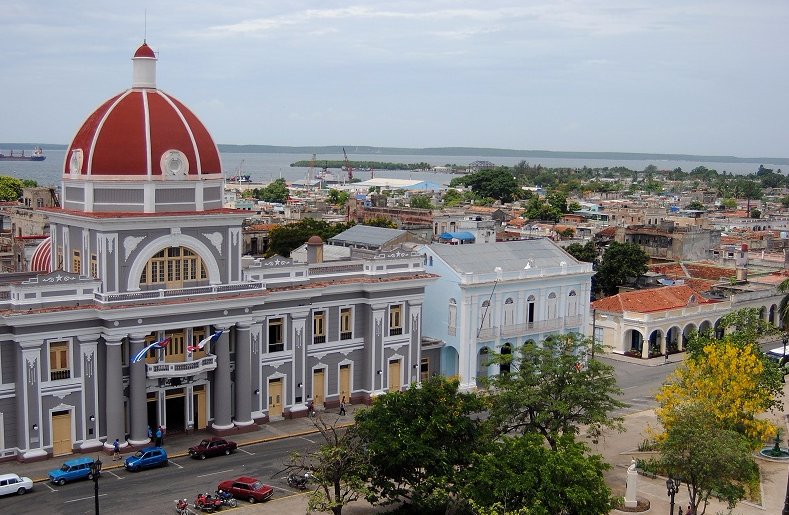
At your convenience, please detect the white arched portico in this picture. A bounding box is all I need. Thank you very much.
[666,325,681,352]
[127,233,222,291]
[682,323,697,348]
[624,329,644,357]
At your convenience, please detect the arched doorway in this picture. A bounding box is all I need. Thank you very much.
[682,323,697,349]
[714,319,724,339]
[770,304,778,327]
[648,329,663,357]
[624,329,644,356]
[666,326,681,352]
[699,320,712,335]
[476,347,491,387]
[500,343,512,375]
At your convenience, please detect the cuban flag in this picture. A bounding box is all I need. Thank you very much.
[188,330,223,352]
[131,338,171,364]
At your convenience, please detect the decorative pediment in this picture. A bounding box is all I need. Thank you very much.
[24,271,84,285]
[374,248,420,260]
[261,255,293,267]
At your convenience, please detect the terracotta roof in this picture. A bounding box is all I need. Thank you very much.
[244,223,278,231]
[591,284,718,313]
[596,226,616,238]
[649,262,735,281]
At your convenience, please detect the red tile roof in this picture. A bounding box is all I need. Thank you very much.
[591,284,718,313]
[649,262,735,281]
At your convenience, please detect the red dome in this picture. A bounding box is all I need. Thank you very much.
[63,42,222,180]
[30,237,52,273]
[134,42,156,58]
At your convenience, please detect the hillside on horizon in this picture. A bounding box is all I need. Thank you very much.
[4,143,789,165]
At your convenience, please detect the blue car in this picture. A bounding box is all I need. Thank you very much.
[48,457,97,485]
[124,446,168,472]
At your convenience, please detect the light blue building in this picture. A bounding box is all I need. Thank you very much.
[420,239,594,389]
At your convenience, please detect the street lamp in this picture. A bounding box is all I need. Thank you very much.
[90,456,102,515]
[666,476,680,515]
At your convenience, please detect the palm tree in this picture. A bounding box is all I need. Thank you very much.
[778,277,789,330]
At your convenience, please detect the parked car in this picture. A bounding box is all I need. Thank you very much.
[188,437,237,460]
[124,446,168,471]
[766,346,789,374]
[0,473,33,496]
[217,476,274,504]
[48,457,97,485]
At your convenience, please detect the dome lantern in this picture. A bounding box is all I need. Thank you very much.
[132,41,157,88]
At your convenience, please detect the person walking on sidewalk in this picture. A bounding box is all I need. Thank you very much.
[155,426,162,446]
[112,438,120,461]
[339,396,347,416]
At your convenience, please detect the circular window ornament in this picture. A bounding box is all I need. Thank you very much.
[69,149,83,176]
[160,150,189,179]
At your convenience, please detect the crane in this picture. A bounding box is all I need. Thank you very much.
[343,147,353,182]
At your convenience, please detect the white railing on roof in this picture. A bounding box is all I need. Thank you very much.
[146,355,217,378]
[461,263,593,284]
[94,282,265,304]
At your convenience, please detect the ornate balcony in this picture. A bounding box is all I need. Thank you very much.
[146,355,217,378]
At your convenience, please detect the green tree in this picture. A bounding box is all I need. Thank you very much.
[780,195,789,208]
[524,196,561,222]
[655,405,758,515]
[442,188,464,207]
[287,417,371,515]
[327,189,350,207]
[252,178,289,203]
[565,241,597,264]
[453,168,520,203]
[595,241,649,296]
[684,200,705,211]
[545,191,567,213]
[721,197,738,209]
[750,208,761,218]
[267,219,353,257]
[461,433,612,515]
[362,216,397,229]
[354,375,487,511]
[0,176,25,201]
[409,194,433,210]
[482,334,625,450]
[567,201,582,212]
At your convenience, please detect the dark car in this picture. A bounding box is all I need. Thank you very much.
[188,437,237,460]
[217,476,274,504]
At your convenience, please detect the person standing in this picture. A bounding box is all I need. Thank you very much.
[339,396,347,416]
[678,506,683,515]
[112,438,120,461]
[155,426,162,447]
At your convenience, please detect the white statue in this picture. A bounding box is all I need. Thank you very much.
[625,459,638,508]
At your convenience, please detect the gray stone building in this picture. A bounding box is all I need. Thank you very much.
[0,42,433,462]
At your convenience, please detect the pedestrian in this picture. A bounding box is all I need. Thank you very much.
[687,504,693,515]
[339,396,346,416]
[112,438,120,461]
[665,351,669,365]
[161,425,166,445]
[147,425,152,441]
[307,400,315,417]
[155,426,162,447]
[678,506,683,515]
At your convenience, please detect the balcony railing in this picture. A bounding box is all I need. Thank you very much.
[389,327,403,336]
[447,325,456,336]
[501,323,529,337]
[146,355,217,378]
[564,315,583,327]
[50,369,71,381]
[340,332,353,341]
[95,282,265,304]
[313,335,327,344]
[477,326,497,340]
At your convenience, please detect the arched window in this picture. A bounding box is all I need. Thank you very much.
[139,246,207,288]
[503,297,515,326]
[547,292,558,319]
[527,294,536,327]
[567,290,578,316]
[448,298,457,328]
[500,343,512,374]
[480,300,492,329]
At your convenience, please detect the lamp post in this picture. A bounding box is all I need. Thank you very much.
[666,476,680,515]
[90,456,102,515]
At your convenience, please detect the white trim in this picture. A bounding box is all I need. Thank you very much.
[157,91,203,174]
[126,234,222,291]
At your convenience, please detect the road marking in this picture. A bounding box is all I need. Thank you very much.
[299,436,316,444]
[237,447,254,455]
[65,493,108,503]
[43,482,57,492]
[197,469,233,478]
[169,460,184,469]
[106,470,124,480]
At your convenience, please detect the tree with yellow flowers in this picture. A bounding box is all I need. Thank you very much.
[653,308,783,514]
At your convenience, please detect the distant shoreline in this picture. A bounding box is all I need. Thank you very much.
[3,143,788,166]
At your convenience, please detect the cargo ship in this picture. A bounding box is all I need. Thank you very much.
[0,146,46,161]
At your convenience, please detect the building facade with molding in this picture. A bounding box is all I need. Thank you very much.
[420,239,594,390]
[0,43,433,462]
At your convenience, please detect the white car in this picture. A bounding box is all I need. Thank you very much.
[0,473,33,496]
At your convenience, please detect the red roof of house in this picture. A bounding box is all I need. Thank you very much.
[591,284,718,313]
[649,262,735,281]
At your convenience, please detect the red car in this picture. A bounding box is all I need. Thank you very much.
[217,476,274,504]
[188,437,237,460]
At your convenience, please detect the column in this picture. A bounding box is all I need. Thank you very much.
[250,321,263,418]
[128,334,149,445]
[408,301,422,386]
[17,342,46,460]
[77,334,101,448]
[104,338,126,450]
[212,326,233,430]
[233,322,253,426]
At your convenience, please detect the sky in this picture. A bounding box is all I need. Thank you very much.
[2,1,789,157]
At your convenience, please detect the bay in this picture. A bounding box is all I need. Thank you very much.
[2,150,778,188]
